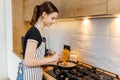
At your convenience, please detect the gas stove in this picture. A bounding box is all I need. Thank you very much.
[45,61,120,80]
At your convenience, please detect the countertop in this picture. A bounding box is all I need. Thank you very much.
[43,67,56,80]
[43,61,57,80]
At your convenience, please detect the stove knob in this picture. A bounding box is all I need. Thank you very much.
[99,75,104,80]
[65,78,69,80]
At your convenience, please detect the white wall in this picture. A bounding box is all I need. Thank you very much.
[5,0,21,80]
[0,0,8,79]
[44,21,74,53]
[70,18,120,75]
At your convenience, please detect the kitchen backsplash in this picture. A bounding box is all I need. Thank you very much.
[44,18,120,76]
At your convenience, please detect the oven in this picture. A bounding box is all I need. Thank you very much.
[43,61,120,80]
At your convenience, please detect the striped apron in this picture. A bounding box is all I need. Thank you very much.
[23,41,45,80]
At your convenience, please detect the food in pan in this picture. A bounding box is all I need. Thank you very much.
[58,61,76,67]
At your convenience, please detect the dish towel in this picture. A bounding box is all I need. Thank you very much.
[16,61,24,80]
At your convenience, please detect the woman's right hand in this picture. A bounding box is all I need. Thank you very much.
[51,53,60,62]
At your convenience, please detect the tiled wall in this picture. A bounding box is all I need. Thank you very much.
[45,18,120,75]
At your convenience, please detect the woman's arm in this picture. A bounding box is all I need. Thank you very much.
[24,40,59,67]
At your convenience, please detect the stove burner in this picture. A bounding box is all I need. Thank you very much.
[46,61,120,80]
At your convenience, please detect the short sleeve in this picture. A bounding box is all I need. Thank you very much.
[28,30,40,42]
[26,27,42,47]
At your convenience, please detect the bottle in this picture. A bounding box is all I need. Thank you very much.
[62,48,70,61]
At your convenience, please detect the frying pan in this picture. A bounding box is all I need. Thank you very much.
[57,60,77,70]
[42,60,77,70]
[42,60,77,77]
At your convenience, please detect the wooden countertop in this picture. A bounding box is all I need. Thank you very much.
[43,61,58,80]
[43,67,56,80]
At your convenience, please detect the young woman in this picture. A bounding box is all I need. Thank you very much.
[22,1,60,80]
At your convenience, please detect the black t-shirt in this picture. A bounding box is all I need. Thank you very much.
[23,26,42,58]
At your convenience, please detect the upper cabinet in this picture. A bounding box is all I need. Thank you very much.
[24,0,108,21]
[60,0,80,18]
[76,0,107,16]
[24,0,61,21]
[24,0,120,20]
[108,0,120,14]
[61,0,107,18]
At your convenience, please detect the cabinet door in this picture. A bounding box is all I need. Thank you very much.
[12,0,25,58]
[61,0,107,18]
[108,0,120,14]
[61,0,80,18]
[24,0,61,21]
[76,0,107,16]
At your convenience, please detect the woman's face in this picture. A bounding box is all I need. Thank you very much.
[43,12,58,27]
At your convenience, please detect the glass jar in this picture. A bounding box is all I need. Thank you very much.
[62,48,70,61]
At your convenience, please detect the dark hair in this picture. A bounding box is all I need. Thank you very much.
[30,1,59,26]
